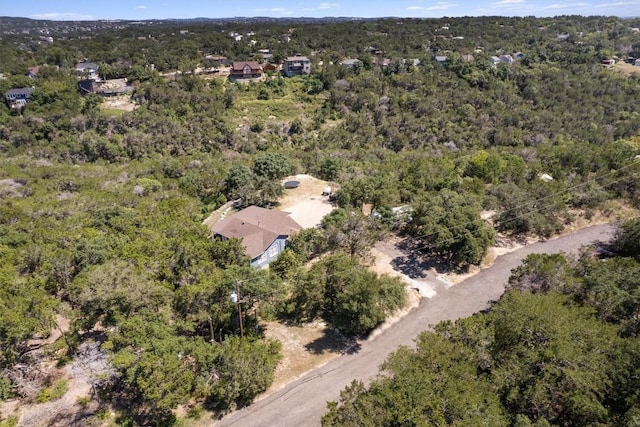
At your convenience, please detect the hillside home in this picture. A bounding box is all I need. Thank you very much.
[283,56,311,77]
[263,63,280,72]
[434,55,449,64]
[75,61,99,79]
[499,54,514,64]
[4,87,34,109]
[340,58,362,68]
[27,66,40,78]
[211,206,302,268]
[205,55,229,65]
[229,61,263,80]
[78,78,134,96]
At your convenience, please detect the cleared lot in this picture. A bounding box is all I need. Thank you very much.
[277,174,335,228]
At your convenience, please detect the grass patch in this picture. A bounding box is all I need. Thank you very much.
[228,77,324,126]
[36,379,69,403]
[0,415,18,427]
[100,108,125,117]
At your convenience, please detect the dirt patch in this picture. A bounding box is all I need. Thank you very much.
[277,174,336,228]
[262,321,349,393]
[101,95,137,112]
[611,62,640,76]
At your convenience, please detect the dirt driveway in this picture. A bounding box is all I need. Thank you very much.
[277,174,335,228]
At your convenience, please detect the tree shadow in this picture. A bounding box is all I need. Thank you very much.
[391,238,466,278]
[303,327,361,355]
[48,401,102,427]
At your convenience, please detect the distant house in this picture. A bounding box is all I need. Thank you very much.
[602,59,616,66]
[373,57,392,67]
[75,61,99,79]
[78,78,134,96]
[283,56,311,77]
[281,34,292,43]
[340,58,362,68]
[491,56,501,66]
[260,52,273,62]
[635,59,640,67]
[263,63,280,72]
[499,54,514,64]
[205,55,229,65]
[364,46,383,54]
[4,87,34,109]
[460,54,474,62]
[27,66,40,78]
[434,55,449,64]
[211,206,302,268]
[229,61,263,80]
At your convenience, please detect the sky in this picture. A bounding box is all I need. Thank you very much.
[3,0,639,21]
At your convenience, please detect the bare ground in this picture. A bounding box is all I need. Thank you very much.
[611,62,640,76]
[277,174,336,228]
[101,95,137,112]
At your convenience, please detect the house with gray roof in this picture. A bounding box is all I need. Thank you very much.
[211,206,302,268]
[340,58,362,68]
[4,87,34,109]
[75,61,99,79]
[283,56,311,77]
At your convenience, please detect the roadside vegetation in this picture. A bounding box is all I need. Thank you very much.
[0,14,639,425]
[323,219,640,426]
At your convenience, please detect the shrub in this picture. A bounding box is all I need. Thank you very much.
[36,379,68,403]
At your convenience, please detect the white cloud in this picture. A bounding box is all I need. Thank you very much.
[492,0,525,5]
[318,2,339,9]
[269,7,294,14]
[427,2,458,10]
[594,1,640,7]
[544,2,588,9]
[408,2,458,11]
[30,12,96,20]
[137,5,148,9]
[252,8,268,12]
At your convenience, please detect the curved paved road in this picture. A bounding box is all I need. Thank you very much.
[216,224,614,427]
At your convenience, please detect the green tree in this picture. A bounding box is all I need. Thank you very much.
[407,189,494,267]
[323,209,381,259]
[507,253,579,294]
[252,152,294,180]
[490,291,620,426]
[71,260,171,327]
[291,253,405,335]
[612,218,640,261]
[324,333,508,426]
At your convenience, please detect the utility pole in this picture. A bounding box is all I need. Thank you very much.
[231,280,244,339]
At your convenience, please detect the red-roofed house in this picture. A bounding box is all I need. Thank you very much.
[211,206,302,267]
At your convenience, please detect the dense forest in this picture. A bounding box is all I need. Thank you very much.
[0,14,639,426]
